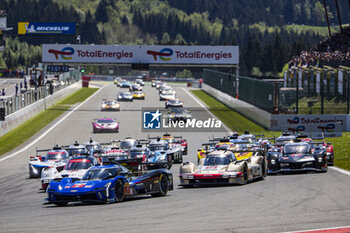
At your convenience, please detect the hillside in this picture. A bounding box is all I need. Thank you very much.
[1,0,349,75]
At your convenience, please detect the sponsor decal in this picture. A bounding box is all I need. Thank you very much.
[287,125,305,134]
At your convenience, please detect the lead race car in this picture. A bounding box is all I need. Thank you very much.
[44,163,173,206]
[179,145,267,187]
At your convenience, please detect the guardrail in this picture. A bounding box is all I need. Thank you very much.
[0,75,80,117]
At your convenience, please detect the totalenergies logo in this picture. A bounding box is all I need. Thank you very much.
[48,47,74,60]
[287,117,299,125]
[146,48,173,61]
[287,125,305,134]
[318,124,335,132]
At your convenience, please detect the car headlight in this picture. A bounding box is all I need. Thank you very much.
[270,159,276,165]
[102,104,106,108]
[118,95,121,99]
[318,157,323,162]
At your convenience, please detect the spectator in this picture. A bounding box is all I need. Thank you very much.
[20,81,23,89]
[15,83,18,96]
[2,89,5,96]
[24,79,28,90]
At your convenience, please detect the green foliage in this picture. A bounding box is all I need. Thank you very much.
[176,69,193,79]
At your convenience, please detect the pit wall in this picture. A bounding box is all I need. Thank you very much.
[0,81,81,137]
[202,83,271,129]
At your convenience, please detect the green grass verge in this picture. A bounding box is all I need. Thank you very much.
[191,90,268,134]
[0,88,98,156]
[191,89,350,170]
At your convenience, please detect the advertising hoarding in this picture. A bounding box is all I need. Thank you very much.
[42,44,239,64]
[18,22,76,35]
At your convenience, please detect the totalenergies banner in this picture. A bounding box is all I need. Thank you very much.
[42,44,239,64]
[270,114,347,137]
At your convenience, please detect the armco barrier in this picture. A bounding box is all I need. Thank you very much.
[0,81,81,137]
[202,83,271,129]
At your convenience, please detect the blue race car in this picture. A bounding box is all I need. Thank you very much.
[45,164,173,206]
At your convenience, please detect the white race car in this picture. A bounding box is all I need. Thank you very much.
[41,156,97,190]
[28,147,70,178]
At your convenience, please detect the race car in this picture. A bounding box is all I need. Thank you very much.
[66,141,87,157]
[152,80,161,87]
[29,147,70,178]
[180,148,267,187]
[131,91,145,99]
[159,92,175,101]
[41,155,98,191]
[135,78,145,86]
[92,118,119,133]
[129,144,150,161]
[267,141,328,174]
[45,164,173,206]
[84,139,102,156]
[159,86,175,94]
[129,83,142,91]
[161,133,188,155]
[101,99,120,111]
[118,80,132,88]
[114,77,122,84]
[167,107,192,122]
[197,143,215,163]
[100,146,129,164]
[117,91,133,101]
[165,98,183,108]
[156,82,167,89]
[148,137,183,164]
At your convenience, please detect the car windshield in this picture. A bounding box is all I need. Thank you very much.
[85,145,101,152]
[66,161,93,170]
[149,145,165,151]
[276,136,296,144]
[120,140,136,149]
[133,91,142,94]
[284,144,310,154]
[130,151,147,157]
[105,101,116,105]
[120,92,131,96]
[162,137,174,143]
[203,156,230,166]
[46,151,68,160]
[168,100,180,104]
[97,119,115,124]
[83,168,118,180]
[69,148,86,156]
[170,108,187,114]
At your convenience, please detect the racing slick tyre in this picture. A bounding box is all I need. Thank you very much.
[241,164,248,185]
[151,174,168,197]
[260,160,267,180]
[54,202,68,207]
[114,179,125,203]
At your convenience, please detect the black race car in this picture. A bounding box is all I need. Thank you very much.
[267,141,327,174]
[167,107,192,122]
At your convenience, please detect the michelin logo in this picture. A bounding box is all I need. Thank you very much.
[143,110,162,129]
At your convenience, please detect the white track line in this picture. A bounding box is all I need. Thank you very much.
[283,225,350,233]
[329,166,350,176]
[182,87,232,134]
[0,87,104,163]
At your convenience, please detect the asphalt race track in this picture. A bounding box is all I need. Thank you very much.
[0,83,349,233]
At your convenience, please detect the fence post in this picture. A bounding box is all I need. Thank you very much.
[295,68,298,114]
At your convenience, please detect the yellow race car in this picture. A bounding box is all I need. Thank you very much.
[132,91,145,99]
